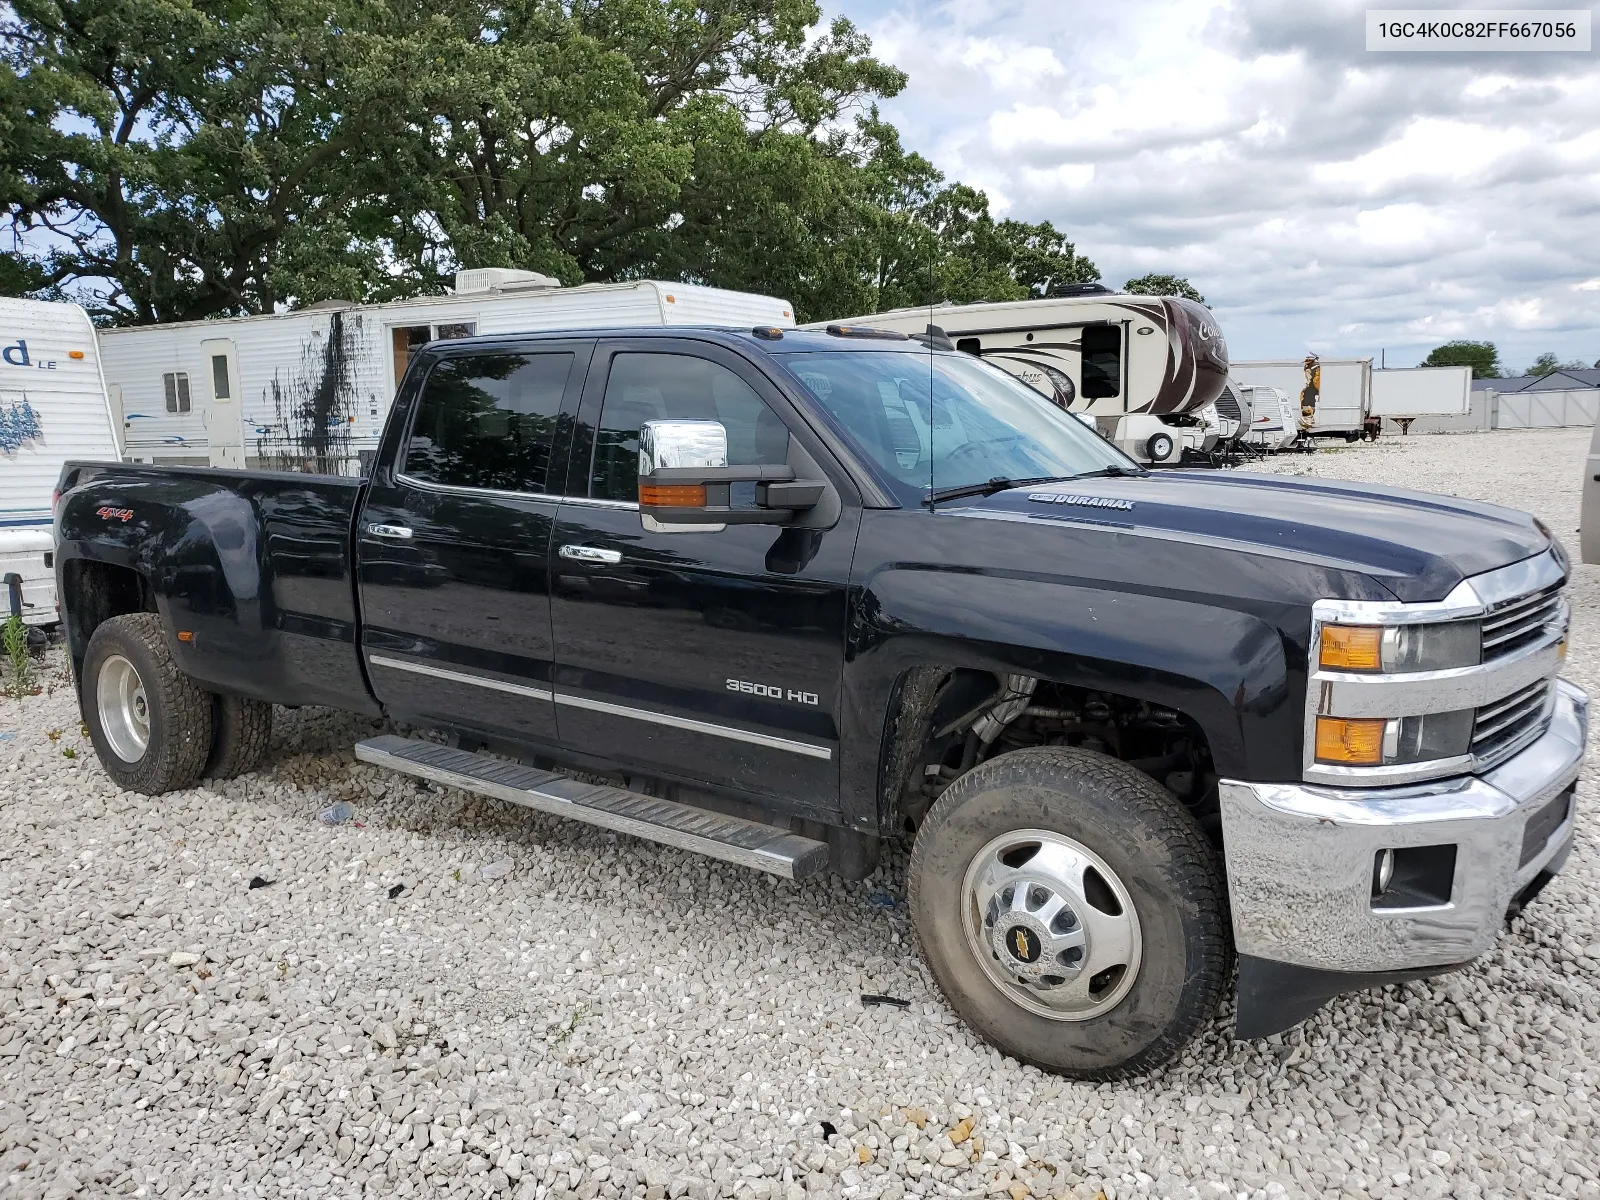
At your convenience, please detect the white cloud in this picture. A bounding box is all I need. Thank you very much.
[832,0,1600,367]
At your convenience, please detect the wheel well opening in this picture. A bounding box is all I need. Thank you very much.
[887,670,1220,846]
[62,560,157,665]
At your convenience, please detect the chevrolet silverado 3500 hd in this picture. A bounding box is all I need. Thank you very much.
[55,324,1584,1079]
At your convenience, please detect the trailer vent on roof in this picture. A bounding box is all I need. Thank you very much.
[454,268,561,295]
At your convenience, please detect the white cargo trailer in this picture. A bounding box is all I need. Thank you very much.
[1231,356,1372,441]
[1370,365,1471,433]
[98,271,795,475]
[0,297,120,626]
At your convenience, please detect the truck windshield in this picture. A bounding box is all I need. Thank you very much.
[782,350,1137,505]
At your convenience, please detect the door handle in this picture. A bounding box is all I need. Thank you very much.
[366,523,414,540]
[559,544,622,565]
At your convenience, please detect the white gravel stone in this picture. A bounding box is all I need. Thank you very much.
[1,427,1598,1200]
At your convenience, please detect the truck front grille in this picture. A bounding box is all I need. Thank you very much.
[1473,678,1553,767]
[1482,583,1564,660]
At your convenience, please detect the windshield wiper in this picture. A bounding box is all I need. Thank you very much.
[1062,465,1148,480]
[926,474,1081,506]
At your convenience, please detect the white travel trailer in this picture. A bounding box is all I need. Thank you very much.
[98,271,796,474]
[1232,384,1299,451]
[808,286,1229,465]
[1231,356,1372,441]
[1370,365,1471,433]
[0,297,120,627]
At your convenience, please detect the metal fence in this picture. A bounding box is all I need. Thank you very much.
[1494,388,1599,429]
[1397,387,1597,435]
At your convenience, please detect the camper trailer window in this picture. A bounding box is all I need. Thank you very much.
[392,326,432,387]
[392,324,479,387]
[162,372,191,414]
[590,353,790,503]
[1080,324,1122,400]
[210,355,230,400]
[403,352,574,493]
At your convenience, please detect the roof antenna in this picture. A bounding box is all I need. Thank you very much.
[927,234,937,506]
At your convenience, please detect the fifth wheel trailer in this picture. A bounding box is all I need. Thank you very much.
[806,288,1230,465]
[1370,365,1472,433]
[97,271,795,475]
[1231,357,1372,441]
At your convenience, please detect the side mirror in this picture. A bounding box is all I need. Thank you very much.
[638,419,824,527]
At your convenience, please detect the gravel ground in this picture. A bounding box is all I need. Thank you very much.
[3,427,1600,1200]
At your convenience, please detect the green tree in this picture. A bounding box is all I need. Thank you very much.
[1421,340,1500,379]
[1,0,1096,325]
[0,0,440,323]
[1525,352,1589,377]
[785,115,1096,319]
[1122,273,1205,304]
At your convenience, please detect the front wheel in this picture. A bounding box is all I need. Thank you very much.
[82,613,214,795]
[909,747,1229,1080]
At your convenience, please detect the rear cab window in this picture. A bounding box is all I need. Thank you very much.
[403,352,574,494]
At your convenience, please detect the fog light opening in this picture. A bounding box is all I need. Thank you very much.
[1371,844,1458,910]
[1373,848,1396,898]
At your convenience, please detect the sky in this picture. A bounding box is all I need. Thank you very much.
[826,0,1600,371]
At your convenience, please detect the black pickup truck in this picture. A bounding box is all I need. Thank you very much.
[55,324,1585,1079]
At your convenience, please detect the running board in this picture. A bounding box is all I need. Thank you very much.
[354,735,829,881]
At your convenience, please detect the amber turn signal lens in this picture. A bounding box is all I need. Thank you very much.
[639,483,706,507]
[1320,624,1383,671]
[1315,716,1387,765]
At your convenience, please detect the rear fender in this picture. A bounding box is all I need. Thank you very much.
[58,478,268,684]
[55,471,377,712]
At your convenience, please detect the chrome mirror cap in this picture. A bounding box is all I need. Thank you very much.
[640,420,728,474]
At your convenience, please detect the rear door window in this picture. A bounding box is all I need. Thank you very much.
[404,352,574,493]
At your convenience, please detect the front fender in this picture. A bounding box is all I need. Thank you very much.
[837,512,1317,827]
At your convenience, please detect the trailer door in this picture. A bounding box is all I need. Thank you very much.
[200,337,245,470]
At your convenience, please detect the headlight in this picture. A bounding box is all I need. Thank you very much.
[1320,622,1481,674]
[1314,710,1474,766]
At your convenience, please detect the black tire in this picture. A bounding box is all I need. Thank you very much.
[81,613,214,796]
[205,693,274,779]
[1144,432,1175,462]
[908,746,1229,1080]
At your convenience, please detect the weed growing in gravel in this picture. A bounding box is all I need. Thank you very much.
[61,747,76,759]
[551,1004,587,1048]
[2,615,35,699]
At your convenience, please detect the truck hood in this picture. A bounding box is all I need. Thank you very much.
[967,470,1552,602]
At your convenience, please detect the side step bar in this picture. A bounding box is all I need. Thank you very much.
[354,735,829,881]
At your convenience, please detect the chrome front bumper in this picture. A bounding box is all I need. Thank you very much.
[1220,678,1587,978]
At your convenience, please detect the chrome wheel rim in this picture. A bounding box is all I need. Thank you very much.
[960,828,1142,1021]
[96,654,150,763]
